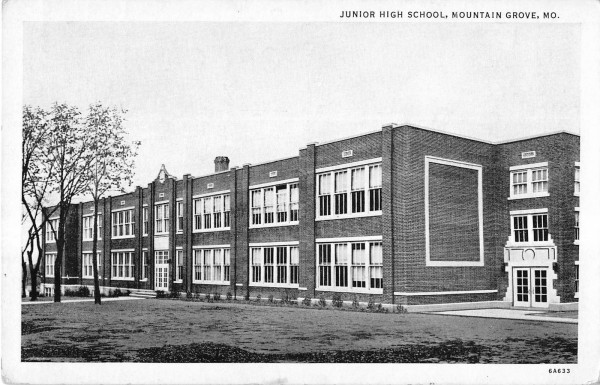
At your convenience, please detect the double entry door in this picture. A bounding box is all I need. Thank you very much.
[513,267,548,308]
[155,250,169,291]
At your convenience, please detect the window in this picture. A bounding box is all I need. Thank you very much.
[177,202,184,232]
[249,245,299,286]
[46,218,58,243]
[155,203,169,234]
[574,211,580,242]
[317,162,382,219]
[510,211,551,244]
[141,251,148,280]
[111,251,134,279]
[83,215,102,241]
[111,209,134,238]
[193,193,230,231]
[509,163,549,199]
[249,182,299,227]
[176,249,184,281]
[574,166,580,195]
[192,247,230,283]
[317,239,383,292]
[143,207,148,236]
[575,264,579,294]
[45,253,56,277]
[82,252,101,278]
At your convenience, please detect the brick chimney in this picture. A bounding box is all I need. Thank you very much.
[214,156,230,172]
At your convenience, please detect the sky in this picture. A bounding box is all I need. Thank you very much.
[23,22,581,188]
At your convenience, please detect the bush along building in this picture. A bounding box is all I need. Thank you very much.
[41,124,580,310]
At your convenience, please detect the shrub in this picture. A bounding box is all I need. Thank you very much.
[205,293,212,302]
[194,290,202,301]
[244,292,250,301]
[367,296,376,311]
[155,290,165,298]
[64,288,76,297]
[268,294,274,303]
[76,286,90,297]
[186,291,193,299]
[302,296,312,306]
[255,294,262,303]
[213,292,221,301]
[114,288,123,297]
[332,293,343,308]
[376,303,387,313]
[226,291,232,301]
[318,294,327,308]
[125,290,131,296]
[170,290,181,299]
[352,295,360,309]
[396,304,408,314]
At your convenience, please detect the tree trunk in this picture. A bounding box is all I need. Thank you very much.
[92,198,102,305]
[22,258,27,298]
[54,205,66,303]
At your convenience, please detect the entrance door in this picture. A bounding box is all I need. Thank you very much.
[512,267,549,307]
[155,250,169,291]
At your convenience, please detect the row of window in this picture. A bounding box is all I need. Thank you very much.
[511,211,580,244]
[509,164,580,199]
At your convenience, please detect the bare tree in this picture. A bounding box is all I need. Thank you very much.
[43,103,94,302]
[84,102,139,304]
[22,105,58,301]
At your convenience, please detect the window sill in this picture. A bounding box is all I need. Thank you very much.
[154,232,169,236]
[111,278,135,281]
[143,234,148,237]
[176,231,183,234]
[139,279,148,282]
[316,211,382,221]
[505,241,555,248]
[82,239,103,242]
[192,281,231,285]
[249,222,298,229]
[82,276,103,279]
[316,287,383,295]
[174,280,183,283]
[249,283,299,289]
[574,240,580,246]
[111,236,135,240]
[507,193,550,200]
[574,293,579,299]
[192,228,231,233]
[574,193,580,197]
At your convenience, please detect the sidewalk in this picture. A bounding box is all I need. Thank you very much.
[427,308,577,324]
[22,297,146,305]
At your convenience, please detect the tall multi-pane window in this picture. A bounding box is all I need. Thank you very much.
[176,249,184,281]
[574,211,580,242]
[249,182,300,227]
[46,218,59,242]
[511,211,551,244]
[193,193,230,231]
[574,166,580,195]
[509,164,549,199]
[111,251,134,279]
[82,252,101,278]
[155,203,169,234]
[317,162,383,219]
[111,209,134,237]
[249,245,299,286]
[45,253,56,276]
[83,215,102,241]
[192,247,231,283]
[141,251,148,280]
[575,264,579,294]
[177,202,184,232]
[369,165,382,211]
[317,239,383,292]
[143,207,148,235]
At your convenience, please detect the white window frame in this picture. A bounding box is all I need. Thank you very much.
[176,200,184,233]
[111,250,135,280]
[141,249,148,281]
[142,206,148,236]
[111,207,135,239]
[45,218,59,243]
[192,246,231,284]
[249,179,299,228]
[175,248,184,282]
[45,253,57,277]
[508,208,552,246]
[574,162,580,196]
[574,261,579,298]
[154,202,170,235]
[249,243,299,288]
[424,156,484,267]
[508,162,550,200]
[193,192,231,232]
[316,159,382,221]
[82,214,103,241]
[82,252,102,278]
[316,237,383,294]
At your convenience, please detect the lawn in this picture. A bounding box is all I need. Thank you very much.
[21,298,577,363]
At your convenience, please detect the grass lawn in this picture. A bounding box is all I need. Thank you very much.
[21,298,577,363]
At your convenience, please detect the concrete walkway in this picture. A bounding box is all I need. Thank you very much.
[429,308,577,324]
[22,297,146,305]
